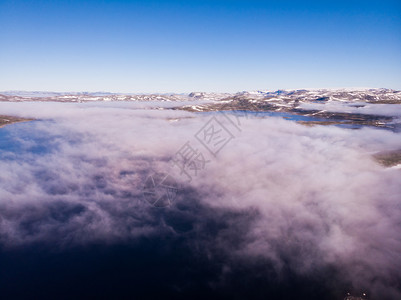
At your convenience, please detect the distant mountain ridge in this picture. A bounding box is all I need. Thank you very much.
[1,88,400,131]
[0,88,400,103]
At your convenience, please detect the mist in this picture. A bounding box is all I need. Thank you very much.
[0,102,400,299]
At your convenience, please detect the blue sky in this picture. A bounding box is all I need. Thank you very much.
[0,0,400,93]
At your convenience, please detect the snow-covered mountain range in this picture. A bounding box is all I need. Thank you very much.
[1,88,400,131]
[1,88,400,103]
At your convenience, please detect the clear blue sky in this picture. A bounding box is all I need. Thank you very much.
[0,0,400,93]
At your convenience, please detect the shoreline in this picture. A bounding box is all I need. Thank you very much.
[0,115,35,128]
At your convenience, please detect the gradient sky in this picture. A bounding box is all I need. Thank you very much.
[0,0,400,93]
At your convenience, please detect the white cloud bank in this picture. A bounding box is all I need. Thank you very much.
[0,102,400,298]
[300,102,401,117]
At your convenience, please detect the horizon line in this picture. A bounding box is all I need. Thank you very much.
[1,87,399,95]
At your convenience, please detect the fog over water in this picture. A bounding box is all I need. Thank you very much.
[0,102,400,299]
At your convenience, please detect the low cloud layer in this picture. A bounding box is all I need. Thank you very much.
[300,101,401,117]
[0,102,401,299]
